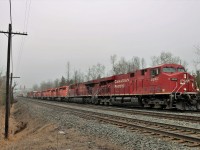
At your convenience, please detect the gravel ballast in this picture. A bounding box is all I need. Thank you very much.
[35,99,200,130]
[18,98,200,150]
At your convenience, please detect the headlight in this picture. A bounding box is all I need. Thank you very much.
[184,73,187,79]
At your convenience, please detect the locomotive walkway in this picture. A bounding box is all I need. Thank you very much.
[22,98,200,147]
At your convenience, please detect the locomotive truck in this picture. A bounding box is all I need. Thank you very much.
[27,64,200,111]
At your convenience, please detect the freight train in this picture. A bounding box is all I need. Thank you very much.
[27,64,200,110]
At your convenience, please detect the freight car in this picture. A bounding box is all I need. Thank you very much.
[27,64,200,110]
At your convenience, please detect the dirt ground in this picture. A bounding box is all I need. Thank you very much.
[0,102,121,150]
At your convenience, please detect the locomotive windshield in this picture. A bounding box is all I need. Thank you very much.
[163,67,176,73]
[177,68,185,72]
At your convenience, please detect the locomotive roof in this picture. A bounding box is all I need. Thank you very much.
[148,63,184,69]
[85,75,115,85]
[84,64,185,85]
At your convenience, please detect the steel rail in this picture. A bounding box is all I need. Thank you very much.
[87,105,200,123]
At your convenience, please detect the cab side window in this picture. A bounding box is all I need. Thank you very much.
[151,68,160,77]
[141,69,147,75]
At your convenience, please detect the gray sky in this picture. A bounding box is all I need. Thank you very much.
[0,0,200,88]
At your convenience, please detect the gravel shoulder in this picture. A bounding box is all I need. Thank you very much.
[1,98,200,150]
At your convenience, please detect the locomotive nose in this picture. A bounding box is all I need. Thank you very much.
[174,72,197,93]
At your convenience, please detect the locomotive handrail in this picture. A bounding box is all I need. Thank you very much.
[174,80,187,99]
[92,86,109,97]
[93,90,99,97]
[92,88,101,98]
[171,82,178,94]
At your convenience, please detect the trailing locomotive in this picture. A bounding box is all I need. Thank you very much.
[27,64,200,110]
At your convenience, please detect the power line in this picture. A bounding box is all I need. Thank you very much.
[22,0,32,32]
[15,0,32,75]
[15,0,28,74]
[23,0,29,32]
[16,37,25,74]
[25,0,32,32]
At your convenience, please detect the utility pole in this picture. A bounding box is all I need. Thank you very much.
[0,24,27,139]
[8,73,12,117]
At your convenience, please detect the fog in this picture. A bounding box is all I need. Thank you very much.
[0,0,200,88]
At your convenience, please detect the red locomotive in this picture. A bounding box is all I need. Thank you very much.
[27,64,200,110]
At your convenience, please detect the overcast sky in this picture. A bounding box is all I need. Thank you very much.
[0,0,200,88]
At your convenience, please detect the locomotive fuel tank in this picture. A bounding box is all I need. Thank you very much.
[110,97,140,106]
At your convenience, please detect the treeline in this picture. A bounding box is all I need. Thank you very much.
[0,68,6,104]
[32,51,190,91]
[194,46,200,88]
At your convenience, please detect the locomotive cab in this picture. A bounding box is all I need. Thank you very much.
[146,64,200,110]
[159,64,199,110]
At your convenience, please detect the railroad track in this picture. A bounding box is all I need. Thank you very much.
[36,99,200,123]
[22,98,200,147]
[79,105,200,123]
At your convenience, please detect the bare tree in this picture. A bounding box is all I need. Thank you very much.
[110,54,117,75]
[66,61,70,85]
[151,51,188,68]
[110,55,127,74]
[54,78,60,88]
[151,56,160,66]
[40,81,47,90]
[89,63,105,80]
[141,58,146,69]
[96,63,105,78]
[73,70,79,84]
[78,71,85,83]
[39,80,54,90]
[194,46,200,69]
[0,68,5,104]
[132,56,140,70]
[0,69,3,87]
[196,71,200,88]
[193,46,200,87]
[32,84,39,91]
[110,55,145,75]
[10,82,17,103]
[117,57,129,74]
[60,76,66,86]
[85,67,92,81]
